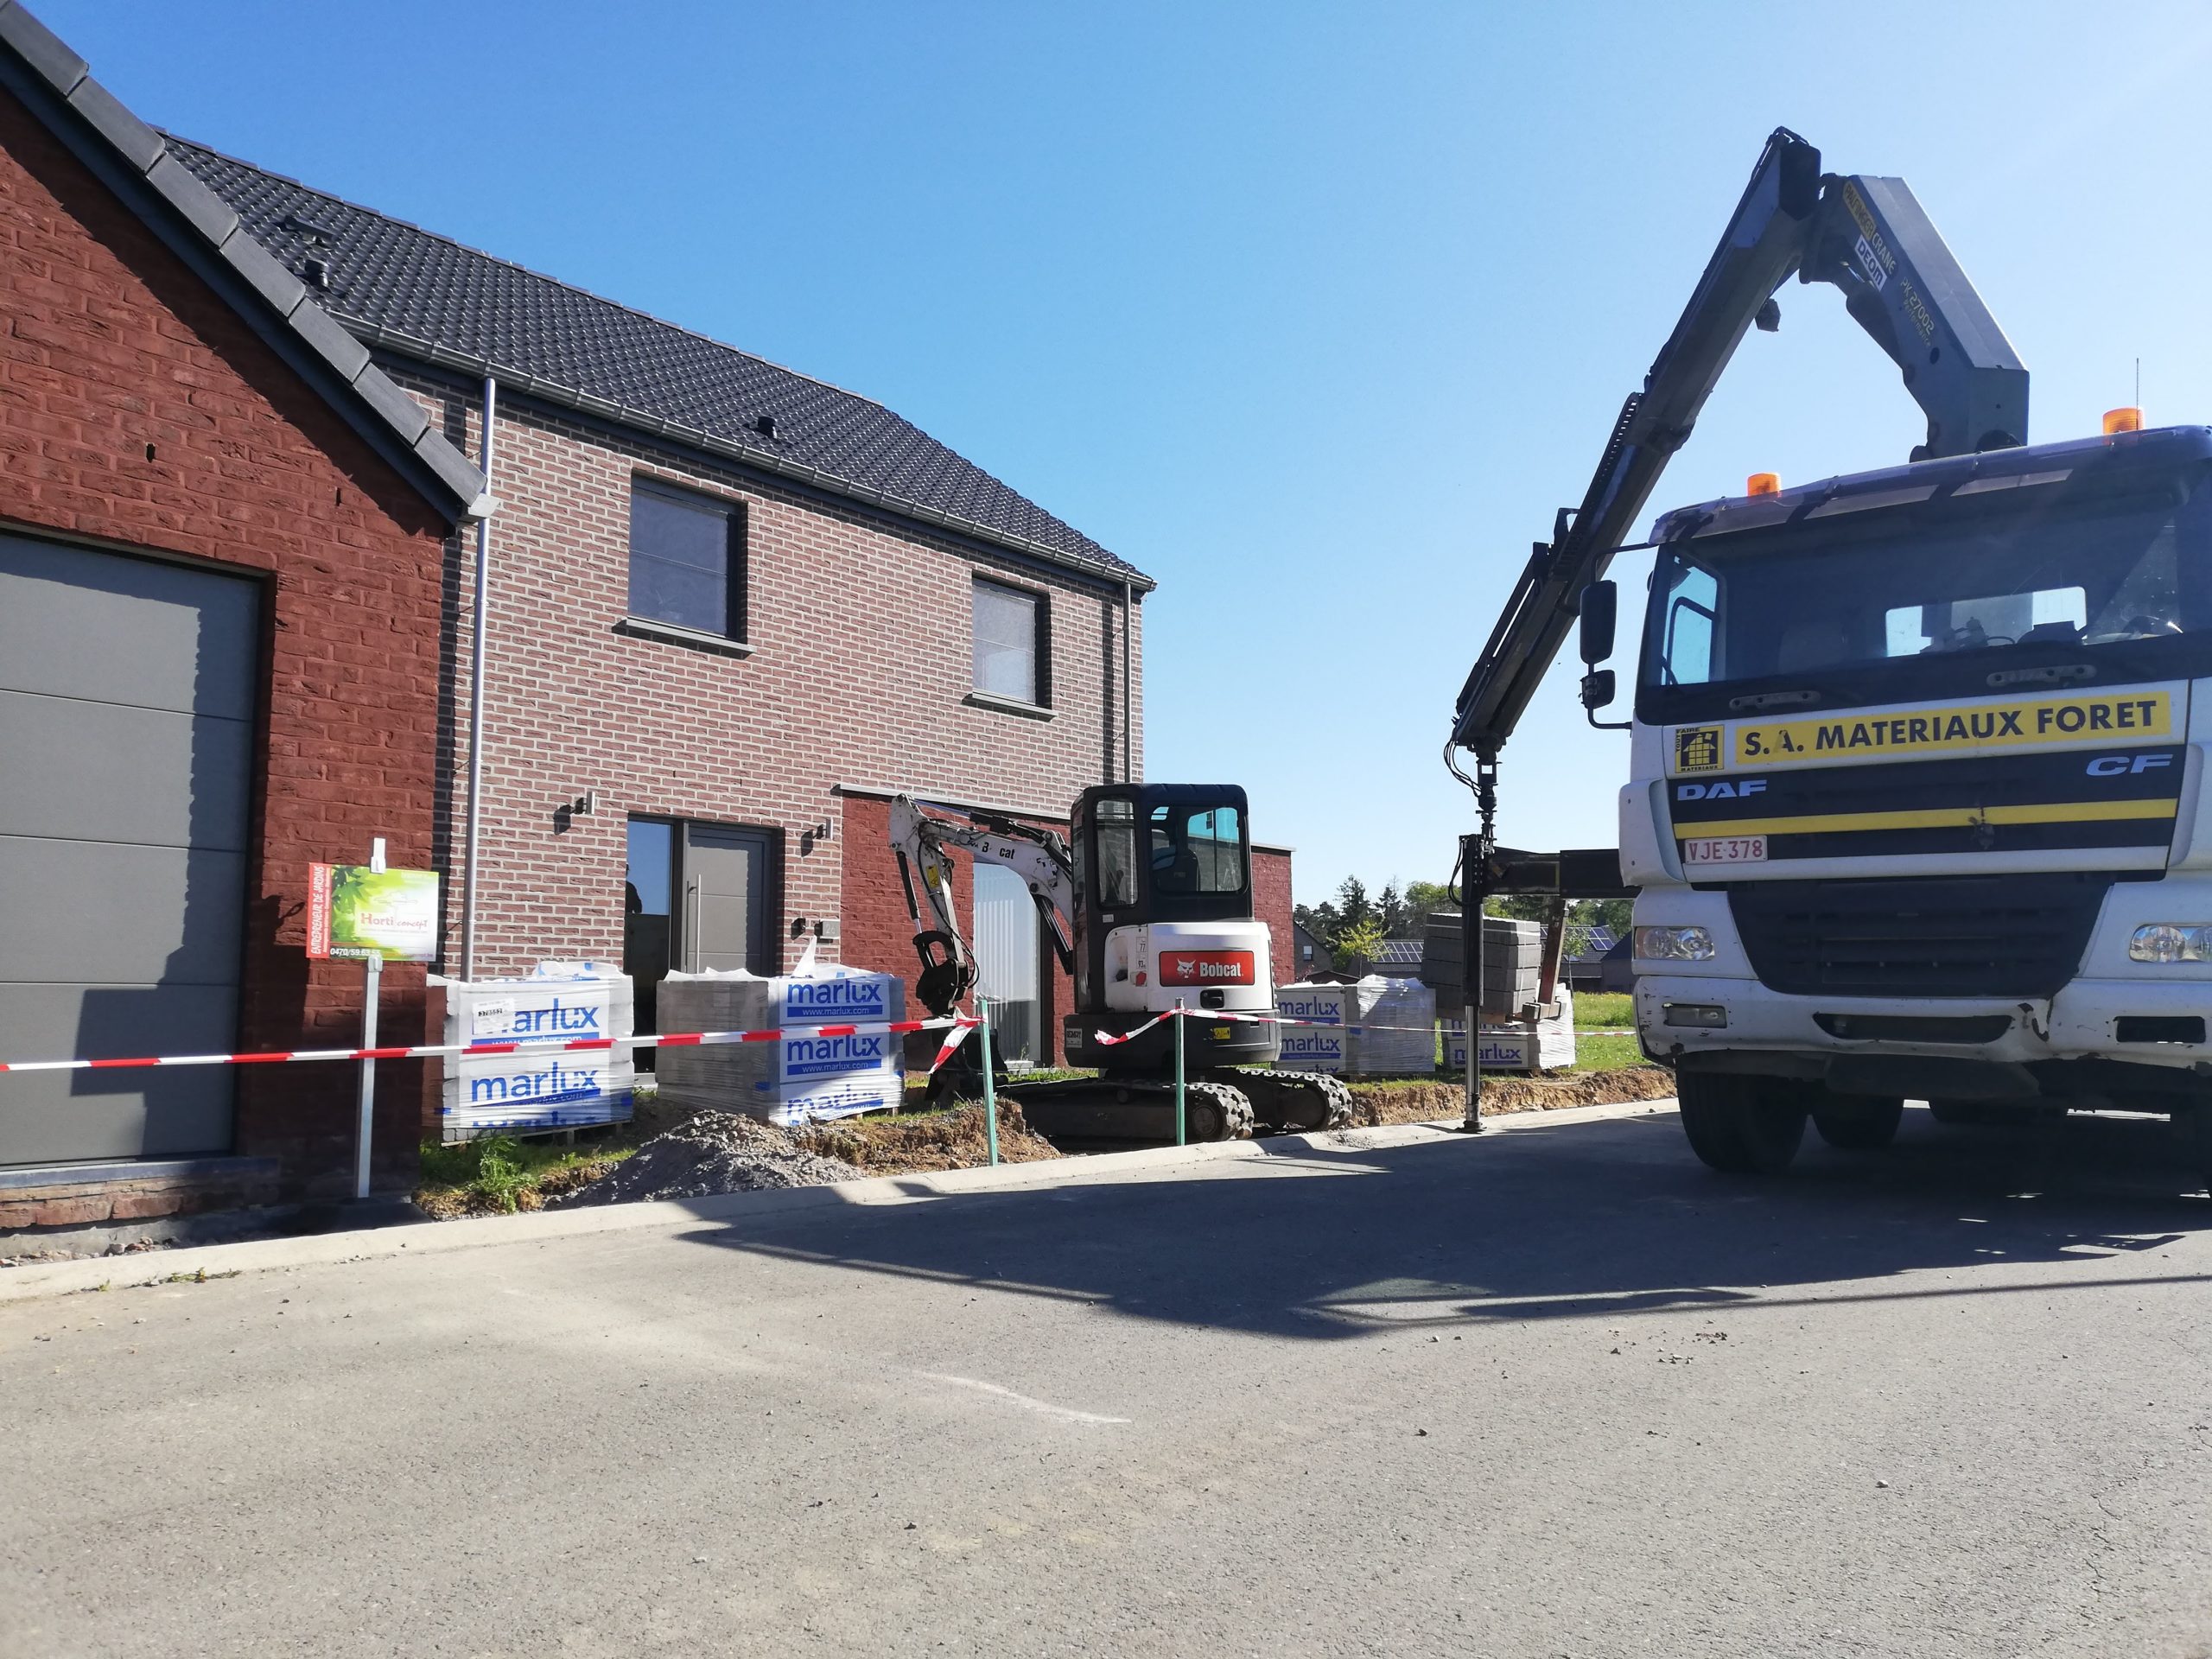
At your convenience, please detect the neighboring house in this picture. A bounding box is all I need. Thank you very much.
[1290,921,1333,982]
[1564,926,1620,990]
[0,5,487,1217]
[1369,939,1427,979]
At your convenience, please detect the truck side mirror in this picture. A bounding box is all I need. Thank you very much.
[1580,668,1617,712]
[1578,580,1618,664]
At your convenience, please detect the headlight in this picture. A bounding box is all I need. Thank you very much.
[2129,924,2212,963]
[1634,925,1714,962]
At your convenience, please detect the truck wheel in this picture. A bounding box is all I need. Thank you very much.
[1678,1073,1806,1175]
[1812,1096,1903,1151]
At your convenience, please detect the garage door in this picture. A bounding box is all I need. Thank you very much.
[0,533,257,1168]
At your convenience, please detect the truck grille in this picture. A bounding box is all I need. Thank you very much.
[1727,874,2114,999]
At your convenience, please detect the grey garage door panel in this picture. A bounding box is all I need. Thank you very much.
[0,837,246,985]
[0,983,238,1166]
[0,690,251,848]
[0,532,259,718]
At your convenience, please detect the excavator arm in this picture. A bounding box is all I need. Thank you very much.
[889,795,1077,1019]
[1449,127,2029,774]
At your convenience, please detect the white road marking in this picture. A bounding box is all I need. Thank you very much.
[919,1372,1130,1425]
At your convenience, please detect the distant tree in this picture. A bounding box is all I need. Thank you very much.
[1333,876,1375,934]
[1402,880,1455,934]
[1376,881,1408,938]
[1332,916,1387,973]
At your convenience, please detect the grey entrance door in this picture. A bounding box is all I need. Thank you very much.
[0,533,257,1167]
[680,824,772,973]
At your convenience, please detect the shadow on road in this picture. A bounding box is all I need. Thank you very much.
[680,1107,2212,1340]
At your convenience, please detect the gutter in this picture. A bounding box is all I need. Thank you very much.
[339,321,1158,595]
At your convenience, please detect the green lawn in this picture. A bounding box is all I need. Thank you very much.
[1573,991,1634,1030]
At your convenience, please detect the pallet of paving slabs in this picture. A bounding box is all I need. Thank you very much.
[654,967,906,1125]
[436,969,636,1140]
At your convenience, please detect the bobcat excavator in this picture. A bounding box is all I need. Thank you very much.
[891,788,1353,1141]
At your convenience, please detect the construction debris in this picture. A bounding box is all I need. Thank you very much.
[550,1112,854,1207]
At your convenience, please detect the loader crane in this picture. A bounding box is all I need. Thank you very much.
[891,789,1353,1141]
[1449,130,2212,1185]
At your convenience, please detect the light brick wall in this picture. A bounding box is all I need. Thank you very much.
[388,368,1145,1047]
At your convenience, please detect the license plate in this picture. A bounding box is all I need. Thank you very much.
[1682,835,1767,866]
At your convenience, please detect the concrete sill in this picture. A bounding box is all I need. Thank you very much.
[964,690,1053,721]
[615,616,753,658]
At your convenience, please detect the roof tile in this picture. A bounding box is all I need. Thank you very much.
[169,136,1144,584]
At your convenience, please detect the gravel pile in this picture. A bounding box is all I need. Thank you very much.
[550,1111,854,1208]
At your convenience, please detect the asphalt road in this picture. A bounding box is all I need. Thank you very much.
[6,1103,2212,1659]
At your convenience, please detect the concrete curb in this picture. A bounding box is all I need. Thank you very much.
[0,1096,1677,1306]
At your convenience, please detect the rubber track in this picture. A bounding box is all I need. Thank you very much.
[1224,1069,1355,1132]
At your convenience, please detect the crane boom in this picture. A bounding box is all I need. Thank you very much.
[1449,128,2028,765]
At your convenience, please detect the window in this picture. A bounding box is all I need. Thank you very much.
[1147,803,1245,895]
[1094,798,1138,909]
[973,578,1046,705]
[630,482,743,639]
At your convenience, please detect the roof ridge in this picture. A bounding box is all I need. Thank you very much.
[159,130,893,416]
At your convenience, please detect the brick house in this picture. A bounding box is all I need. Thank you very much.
[0,4,487,1222]
[0,4,1297,1227]
[169,130,1295,1072]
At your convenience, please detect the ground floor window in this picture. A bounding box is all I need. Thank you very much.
[973,862,1042,1067]
[626,817,776,1053]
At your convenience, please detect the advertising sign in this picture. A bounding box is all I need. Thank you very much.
[308,863,442,962]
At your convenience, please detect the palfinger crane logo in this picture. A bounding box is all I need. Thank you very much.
[1674,726,1724,774]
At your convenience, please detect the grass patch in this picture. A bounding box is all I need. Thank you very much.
[415,1132,639,1218]
[1574,991,1634,1030]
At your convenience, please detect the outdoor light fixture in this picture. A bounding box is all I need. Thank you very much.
[1634,925,1715,962]
[2127,924,2212,963]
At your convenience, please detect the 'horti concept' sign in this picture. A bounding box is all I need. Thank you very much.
[308,863,442,963]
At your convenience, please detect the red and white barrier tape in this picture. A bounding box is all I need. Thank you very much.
[1090,1007,1635,1046]
[0,1016,983,1077]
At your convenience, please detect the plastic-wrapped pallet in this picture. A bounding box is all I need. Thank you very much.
[654,962,906,1125]
[1345,975,1435,1076]
[1274,982,1352,1074]
[1442,985,1577,1074]
[435,962,635,1140]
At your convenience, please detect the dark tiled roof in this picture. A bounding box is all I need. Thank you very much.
[0,3,488,522]
[167,137,1147,587]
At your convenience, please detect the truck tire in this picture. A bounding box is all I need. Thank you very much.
[1678,1072,1806,1175]
[1812,1096,1904,1151]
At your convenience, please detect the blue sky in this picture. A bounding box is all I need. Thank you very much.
[40,1,2212,902]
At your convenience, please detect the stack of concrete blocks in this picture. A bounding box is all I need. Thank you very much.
[655,964,906,1126]
[1422,914,1544,1019]
[1273,977,1435,1077]
[435,963,635,1141]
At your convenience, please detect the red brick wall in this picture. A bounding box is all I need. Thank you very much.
[0,92,453,1198]
[388,371,1142,1024]
[1251,848,1295,988]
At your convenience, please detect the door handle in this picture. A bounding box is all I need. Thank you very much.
[685,877,701,971]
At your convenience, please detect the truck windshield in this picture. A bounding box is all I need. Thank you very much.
[1637,464,2212,722]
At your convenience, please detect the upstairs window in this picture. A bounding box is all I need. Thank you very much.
[630,482,744,639]
[973,577,1048,705]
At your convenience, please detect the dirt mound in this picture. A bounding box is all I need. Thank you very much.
[1351,1065,1674,1128]
[793,1101,1061,1176]
[550,1112,854,1208]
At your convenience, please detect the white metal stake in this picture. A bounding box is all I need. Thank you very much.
[355,955,380,1200]
[354,837,387,1200]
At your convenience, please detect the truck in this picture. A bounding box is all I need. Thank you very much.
[1449,128,2212,1182]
